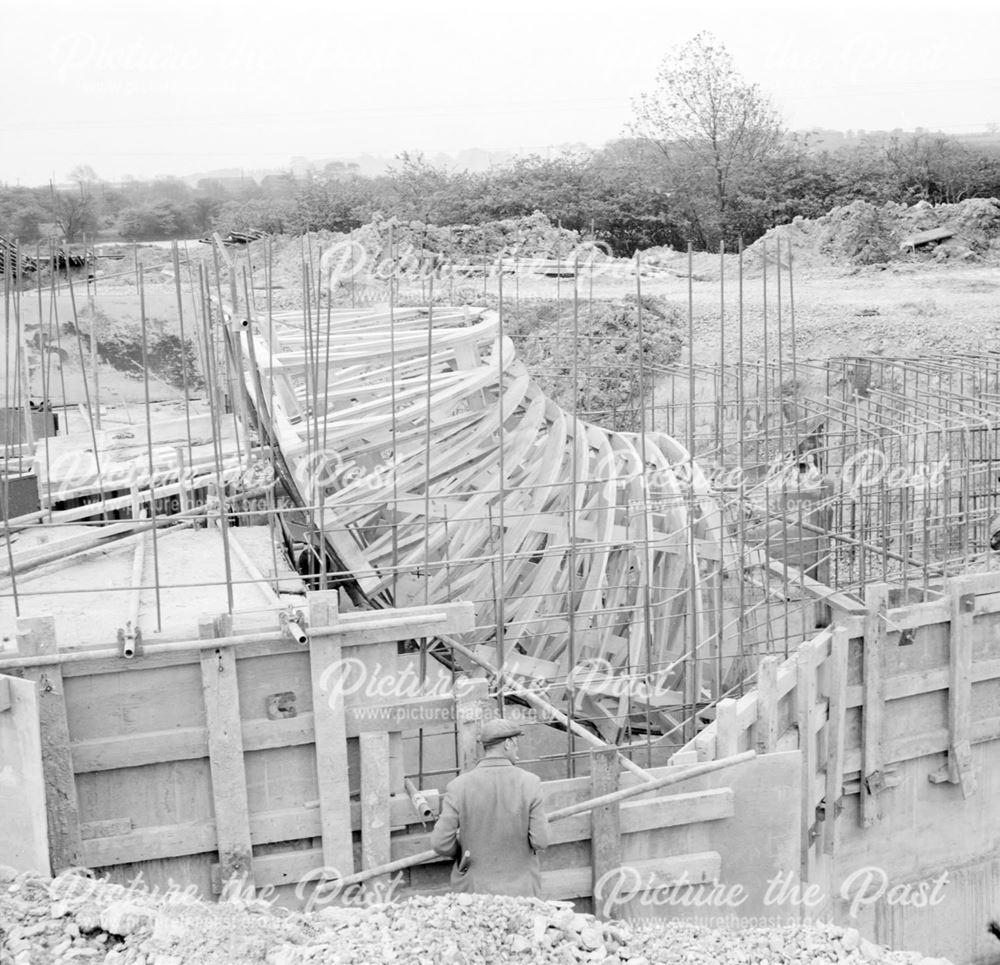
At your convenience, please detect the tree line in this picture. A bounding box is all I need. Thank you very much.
[4,35,1000,254]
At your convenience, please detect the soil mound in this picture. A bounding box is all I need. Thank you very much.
[747,197,1000,269]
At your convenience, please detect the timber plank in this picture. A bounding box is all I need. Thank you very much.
[200,617,254,886]
[589,748,621,919]
[946,582,976,796]
[548,852,721,901]
[69,694,459,775]
[844,657,1000,709]
[359,731,392,892]
[715,697,738,758]
[843,714,1000,776]
[71,727,207,773]
[17,616,85,872]
[823,628,849,856]
[308,592,355,877]
[755,656,779,754]
[796,642,819,881]
[83,821,217,867]
[80,818,133,840]
[54,602,476,678]
[83,789,446,870]
[549,788,734,845]
[860,585,888,828]
[230,845,721,898]
[456,678,492,772]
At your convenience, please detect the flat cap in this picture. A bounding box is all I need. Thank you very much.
[480,718,524,746]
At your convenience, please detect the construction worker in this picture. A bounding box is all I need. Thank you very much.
[430,718,549,896]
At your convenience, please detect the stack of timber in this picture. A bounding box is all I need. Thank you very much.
[231,305,748,735]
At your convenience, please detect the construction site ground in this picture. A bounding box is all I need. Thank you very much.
[10,257,998,414]
[418,259,1000,364]
[5,204,998,965]
[0,867,956,965]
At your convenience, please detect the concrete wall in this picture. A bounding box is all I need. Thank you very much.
[0,675,49,874]
[830,742,1000,965]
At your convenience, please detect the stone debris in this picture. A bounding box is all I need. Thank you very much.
[0,866,955,965]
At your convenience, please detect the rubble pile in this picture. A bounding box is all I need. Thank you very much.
[746,197,1000,268]
[346,212,585,267]
[225,213,587,309]
[1,867,956,965]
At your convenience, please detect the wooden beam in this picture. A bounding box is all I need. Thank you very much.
[455,677,491,773]
[715,697,738,758]
[926,581,978,796]
[79,789,446,870]
[589,748,622,919]
[219,843,723,899]
[947,582,976,796]
[69,694,460,775]
[755,656,779,754]
[4,602,477,674]
[16,617,84,873]
[549,787,733,845]
[360,731,391,894]
[796,642,818,881]
[83,821,217,868]
[308,591,355,877]
[546,852,721,902]
[199,615,254,888]
[843,715,1000,776]
[80,818,133,840]
[80,781,735,872]
[860,584,888,828]
[822,627,848,856]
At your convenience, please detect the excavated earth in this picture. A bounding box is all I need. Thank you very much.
[0,868,956,965]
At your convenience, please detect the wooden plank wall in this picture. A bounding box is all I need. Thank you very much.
[14,596,475,901]
[672,572,1000,961]
[24,567,999,941]
[16,590,774,913]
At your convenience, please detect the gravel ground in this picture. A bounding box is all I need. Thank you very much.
[0,868,954,965]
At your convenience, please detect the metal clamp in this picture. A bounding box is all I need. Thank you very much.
[280,608,308,645]
[117,622,142,659]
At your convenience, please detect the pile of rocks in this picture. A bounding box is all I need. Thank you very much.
[0,867,315,965]
[1,866,956,965]
[625,919,953,965]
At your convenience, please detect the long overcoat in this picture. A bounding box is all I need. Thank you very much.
[430,757,549,896]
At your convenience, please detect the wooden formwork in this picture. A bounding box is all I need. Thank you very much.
[0,588,798,915]
[675,572,1000,963]
[9,569,997,956]
[2,593,475,897]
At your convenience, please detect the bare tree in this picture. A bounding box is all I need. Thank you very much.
[48,187,97,242]
[631,32,785,247]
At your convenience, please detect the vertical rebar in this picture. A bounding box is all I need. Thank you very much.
[138,266,163,631]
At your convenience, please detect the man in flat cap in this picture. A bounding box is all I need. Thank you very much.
[430,717,549,896]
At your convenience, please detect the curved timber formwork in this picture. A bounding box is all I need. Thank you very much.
[236,306,737,737]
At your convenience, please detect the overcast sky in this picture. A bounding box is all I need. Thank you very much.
[4,0,999,185]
